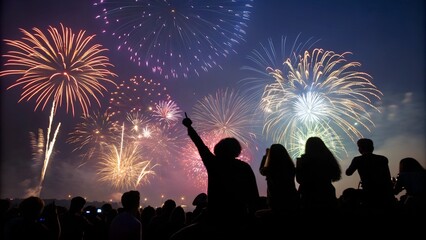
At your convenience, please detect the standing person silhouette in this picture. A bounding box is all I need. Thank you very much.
[393,157,426,216]
[59,196,93,240]
[257,143,299,216]
[3,196,55,240]
[254,143,300,239]
[345,138,396,212]
[296,137,342,216]
[178,112,260,239]
[108,190,142,240]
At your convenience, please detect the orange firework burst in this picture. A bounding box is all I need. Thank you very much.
[0,23,117,116]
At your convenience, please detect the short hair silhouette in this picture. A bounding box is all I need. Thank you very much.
[121,190,140,210]
[213,137,242,158]
[19,196,45,219]
[357,138,374,153]
[69,196,86,212]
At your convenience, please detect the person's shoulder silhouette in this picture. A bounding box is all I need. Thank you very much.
[108,190,142,240]
[346,138,395,211]
[296,137,341,215]
[180,112,260,238]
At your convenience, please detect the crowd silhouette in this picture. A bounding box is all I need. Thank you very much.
[1,114,425,239]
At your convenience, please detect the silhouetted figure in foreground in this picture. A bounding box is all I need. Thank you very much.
[108,190,142,240]
[393,157,426,216]
[59,196,92,240]
[346,138,396,213]
[172,113,260,239]
[254,144,300,239]
[140,205,155,240]
[3,196,59,240]
[296,137,341,217]
[257,144,299,217]
[190,193,207,223]
[0,198,12,235]
[148,199,176,240]
[98,203,118,240]
[338,187,365,218]
[164,205,186,239]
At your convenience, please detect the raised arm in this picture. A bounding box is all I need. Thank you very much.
[182,112,214,160]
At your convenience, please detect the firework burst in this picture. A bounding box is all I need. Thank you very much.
[67,111,119,161]
[191,88,260,148]
[133,123,183,172]
[152,100,183,127]
[288,123,346,160]
[108,76,171,121]
[94,0,253,79]
[243,38,382,158]
[97,123,157,189]
[126,112,153,140]
[0,23,117,116]
[240,34,320,98]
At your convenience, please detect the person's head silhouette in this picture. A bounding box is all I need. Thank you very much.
[357,138,374,154]
[213,137,242,159]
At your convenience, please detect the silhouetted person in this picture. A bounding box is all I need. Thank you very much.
[346,138,396,212]
[140,205,155,240]
[175,112,260,239]
[296,137,341,216]
[0,198,12,236]
[98,203,118,240]
[191,193,207,223]
[108,190,142,240]
[164,206,186,239]
[257,144,299,217]
[3,196,58,240]
[251,144,300,238]
[82,205,104,240]
[338,187,365,218]
[148,199,176,240]
[393,157,426,216]
[60,196,92,240]
[41,201,61,240]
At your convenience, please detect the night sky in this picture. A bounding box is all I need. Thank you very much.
[1,0,425,209]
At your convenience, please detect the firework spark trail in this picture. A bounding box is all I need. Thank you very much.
[118,123,124,174]
[30,129,45,165]
[136,161,159,186]
[97,122,157,189]
[38,102,61,196]
[0,23,117,116]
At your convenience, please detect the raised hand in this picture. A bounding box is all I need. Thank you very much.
[182,112,193,127]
